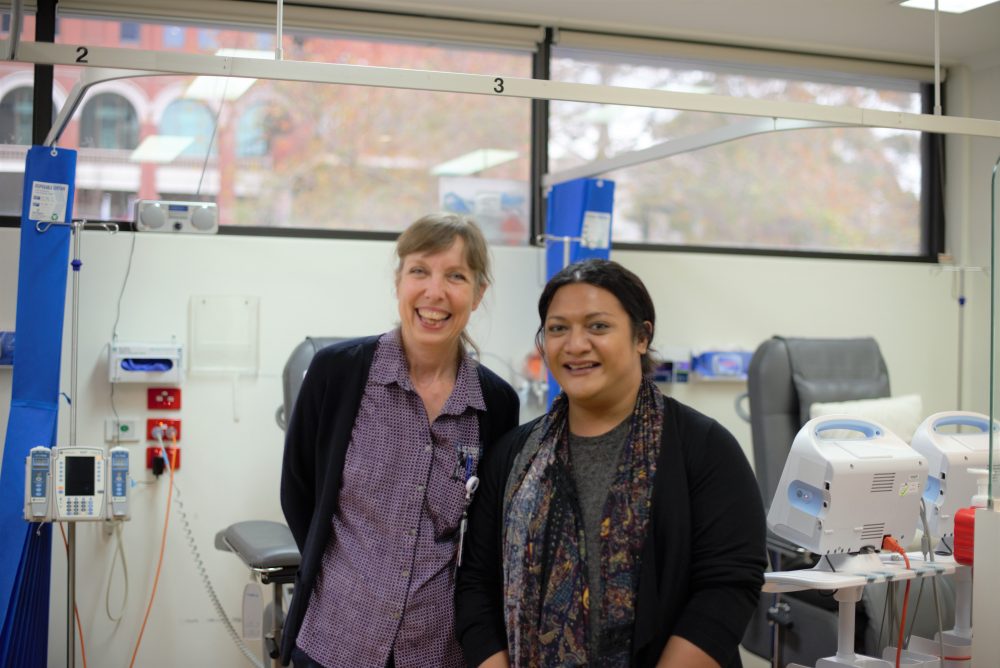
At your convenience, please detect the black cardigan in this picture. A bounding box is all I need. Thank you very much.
[279,335,520,666]
[455,394,767,668]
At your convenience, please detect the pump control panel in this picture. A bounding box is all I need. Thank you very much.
[24,446,52,521]
[23,445,130,523]
[108,447,130,520]
[54,447,106,521]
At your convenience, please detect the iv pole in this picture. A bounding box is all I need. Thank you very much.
[36,215,118,668]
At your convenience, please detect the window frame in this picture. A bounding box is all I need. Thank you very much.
[3,5,944,262]
[542,40,941,260]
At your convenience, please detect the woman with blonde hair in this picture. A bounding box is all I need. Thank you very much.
[281,213,519,668]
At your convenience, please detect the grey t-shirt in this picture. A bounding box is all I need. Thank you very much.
[568,416,631,660]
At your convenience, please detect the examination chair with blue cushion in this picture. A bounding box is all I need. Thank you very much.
[740,336,954,667]
[216,337,344,667]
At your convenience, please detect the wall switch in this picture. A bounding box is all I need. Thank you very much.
[105,417,141,443]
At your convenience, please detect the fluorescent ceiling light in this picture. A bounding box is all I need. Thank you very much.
[899,0,1000,13]
[183,48,272,101]
[431,149,519,176]
[215,49,275,60]
[184,76,256,101]
[130,135,194,163]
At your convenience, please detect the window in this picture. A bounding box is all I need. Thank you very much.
[550,48,928,256]
[0,63,58,218]
[236,102,272,158]
[120,22,140,44]
[255,32,274,52]
[198,29,219,50]
[163,25,185,49]
[79,93,139,149]
[74,189,135,221]
[51,15,532,240]
[40,12,936,255]
[0,86,34,145]
[160,99,217,158]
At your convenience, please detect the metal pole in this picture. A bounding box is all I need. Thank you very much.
[933,0,942,116]
[69,223,80,447]
[275,0,284,61]
[67,522,75,668]
[990,154,1000,509]
[67,221,82,668]
[958,268,965,410]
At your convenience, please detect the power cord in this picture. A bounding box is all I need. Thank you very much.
[129,435,175,668]
[171,478,265,668]
[882,536,911,668]
[147,427,264,668]
[104,520,129,623]
[108,229,137,431]
[918,499,947,662]
[196,77,230,197]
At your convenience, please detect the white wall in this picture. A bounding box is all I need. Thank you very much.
[958,57,1000,417]
[0,219,976,667]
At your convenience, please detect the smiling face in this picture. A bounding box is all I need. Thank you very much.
[542,282,649,412]
[396,236,484,359]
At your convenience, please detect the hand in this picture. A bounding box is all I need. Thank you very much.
[655,636,720,668]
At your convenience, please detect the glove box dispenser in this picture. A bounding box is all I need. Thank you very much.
[109,342,183,384]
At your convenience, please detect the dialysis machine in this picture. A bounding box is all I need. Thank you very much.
[903,411,997,663]
[766,416,948,668]
[24,445,130,522]
[910,411,994,545]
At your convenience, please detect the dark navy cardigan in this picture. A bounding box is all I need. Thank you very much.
[279,335,520,666]
[455,394,767,668]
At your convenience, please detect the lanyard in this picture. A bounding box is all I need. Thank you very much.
[456,467,480,570]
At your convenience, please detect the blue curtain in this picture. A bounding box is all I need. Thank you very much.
[543,178,615,405]
[0,146,76,667]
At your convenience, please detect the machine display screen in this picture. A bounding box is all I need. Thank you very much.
[65,456,95,496]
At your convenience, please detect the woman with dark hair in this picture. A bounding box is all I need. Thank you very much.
[280,213,520,668]
[455,258,766,668]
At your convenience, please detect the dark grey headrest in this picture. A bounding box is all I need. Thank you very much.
[278,337,346,430]
[784,337,890,424]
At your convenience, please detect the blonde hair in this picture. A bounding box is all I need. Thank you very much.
[395,213,492,355]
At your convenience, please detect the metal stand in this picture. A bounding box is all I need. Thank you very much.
[764,552,954,668]
[35,218,118,668]
[536,232,582,269]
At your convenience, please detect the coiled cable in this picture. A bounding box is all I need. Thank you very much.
[172,479,265,668]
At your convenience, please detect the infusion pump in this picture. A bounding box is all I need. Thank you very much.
[24,445,130,522]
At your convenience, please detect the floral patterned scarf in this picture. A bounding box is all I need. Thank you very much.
[502,378,663,667]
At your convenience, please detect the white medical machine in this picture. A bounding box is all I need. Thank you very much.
[24,446,53,521]
[108,446,131,520]
[768,416,927,559]
[23,445,130,522]
[766,416,942,668]
[901,412,994,665]
[909,411,994,542]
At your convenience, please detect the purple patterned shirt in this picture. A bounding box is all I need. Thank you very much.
[297,330,485,668]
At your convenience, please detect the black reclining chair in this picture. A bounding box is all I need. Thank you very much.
[740,336,954,667]
[215,337,344,667]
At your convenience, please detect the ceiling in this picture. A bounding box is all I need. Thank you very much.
[316,0,1000,67]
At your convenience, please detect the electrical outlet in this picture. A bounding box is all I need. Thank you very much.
[105,417,140,443]
[147,418,182,442]
[148,387,181,410]
[146,445,181,471]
